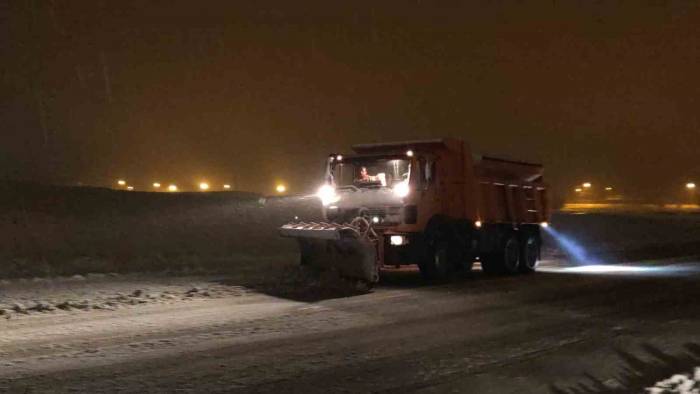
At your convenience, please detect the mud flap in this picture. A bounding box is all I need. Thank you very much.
[279,221,380,284]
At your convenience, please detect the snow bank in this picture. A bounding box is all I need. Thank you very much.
[646,368,700,393]
[0,273,252,319]
[0,182,321,278]
[543,212,700,263]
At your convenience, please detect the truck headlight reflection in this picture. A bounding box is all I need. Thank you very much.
[390,235,407,246]
[316,184,340,206]
[393,181,410,198]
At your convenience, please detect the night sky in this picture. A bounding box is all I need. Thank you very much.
[2,1,699,198]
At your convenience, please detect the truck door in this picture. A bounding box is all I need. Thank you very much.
[444,152,466,218]
[416,156,440,226]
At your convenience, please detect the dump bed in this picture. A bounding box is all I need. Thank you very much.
[474,156,548,225]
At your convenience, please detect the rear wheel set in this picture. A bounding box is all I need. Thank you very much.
[481,232,539,275]
[417,228,540,279]
[481,235,520,275]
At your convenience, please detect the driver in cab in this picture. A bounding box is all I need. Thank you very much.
[355,167,386,186]
[358,167,376,182]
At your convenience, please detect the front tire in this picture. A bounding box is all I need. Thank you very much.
[419,240,458,280]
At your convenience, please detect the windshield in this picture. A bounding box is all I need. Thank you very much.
[332,159,410,188]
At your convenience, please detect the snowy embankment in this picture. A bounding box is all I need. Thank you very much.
[543,211,700,263]
[0,273,253,319]
[0,265,366,320]
[0,182,320,279]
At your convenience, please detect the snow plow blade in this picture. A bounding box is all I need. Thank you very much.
[279,219,379,284]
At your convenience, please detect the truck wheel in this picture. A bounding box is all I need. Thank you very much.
[418,241,455,280]
[481,235,520,275]
[519,235,539,273]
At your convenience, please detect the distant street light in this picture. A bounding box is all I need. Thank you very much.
[582,182,592,188]
[153,182,161,189]
[199,182,210,191]
[168,184,178,192]
[605,187,613,191]
[223,184,231,190]
[575,188,582,193]
[117,180,126,186]
[126,186,134,191]
[687,182,697,190]
[276,184,287,193]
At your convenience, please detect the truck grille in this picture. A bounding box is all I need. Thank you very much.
[364,208,387,218]
[362,207,402,225]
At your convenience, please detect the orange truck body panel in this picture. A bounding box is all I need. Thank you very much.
[351,138,549,231]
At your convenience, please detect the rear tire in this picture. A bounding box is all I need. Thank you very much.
[519,235,539,273]
[481,234,520,275]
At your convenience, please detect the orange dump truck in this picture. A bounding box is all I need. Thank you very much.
[280,138,549,284]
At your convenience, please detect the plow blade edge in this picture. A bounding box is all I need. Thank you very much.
[279,222,379,283]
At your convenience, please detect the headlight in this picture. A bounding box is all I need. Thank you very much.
[390,235,408,246]
[316,184,340,206]
[393,181,410,198]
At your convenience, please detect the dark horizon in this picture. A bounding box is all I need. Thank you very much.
[2,1,699,199]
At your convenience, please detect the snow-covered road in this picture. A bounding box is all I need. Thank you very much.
[1,260,700,393]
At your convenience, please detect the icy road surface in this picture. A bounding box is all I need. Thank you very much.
[2,260,700,393]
